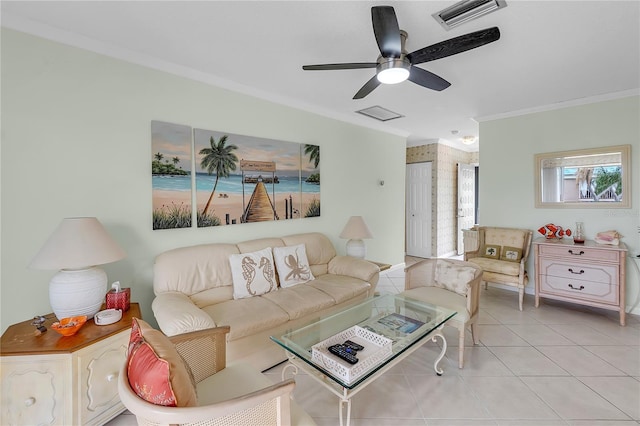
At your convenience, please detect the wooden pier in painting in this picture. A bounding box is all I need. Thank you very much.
[241,182,279,222]
[243,175,279,184]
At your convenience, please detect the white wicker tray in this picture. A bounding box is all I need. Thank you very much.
[311,325,392,383]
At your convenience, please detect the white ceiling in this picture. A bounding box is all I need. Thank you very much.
[2,1,639,151]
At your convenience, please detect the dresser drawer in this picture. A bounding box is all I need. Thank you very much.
[538,244,621,262]
[539,274,619,305]
[539,259,618,284]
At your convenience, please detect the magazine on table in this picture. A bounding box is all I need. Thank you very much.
[361,312,427,342]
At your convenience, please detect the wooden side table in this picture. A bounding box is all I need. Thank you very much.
[1,303,141,425]
[368,260,391,272]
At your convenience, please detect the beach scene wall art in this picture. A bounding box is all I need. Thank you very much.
[151,121,193,230]
[193,128,320,228]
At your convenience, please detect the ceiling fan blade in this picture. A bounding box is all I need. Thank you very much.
[303,63,377,71]
[353,75,381,99]
[371,6,402,58]
[408,66,451,91]
[407,27,500,65]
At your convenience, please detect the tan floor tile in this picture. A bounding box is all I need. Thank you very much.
[537,346,626,376]
[521,376,630,420]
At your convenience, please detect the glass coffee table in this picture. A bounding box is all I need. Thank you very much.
[271,294,456,426]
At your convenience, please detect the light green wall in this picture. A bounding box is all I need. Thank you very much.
[0,29,407,332]
[479,96,640,314]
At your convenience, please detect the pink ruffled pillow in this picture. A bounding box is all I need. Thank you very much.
[126,318,197,407]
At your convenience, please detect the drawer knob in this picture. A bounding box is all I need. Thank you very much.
[107,372,119,382]
[568,284,585,291]
[24,397,36,407]
[568,268,585,275]
[568,249,585,256]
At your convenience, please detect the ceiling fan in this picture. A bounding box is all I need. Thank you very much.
[302,6,500,99]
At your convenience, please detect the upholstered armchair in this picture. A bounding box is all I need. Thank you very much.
[118,319,315,426]
[464,226,533,311]
[403,258,483,368]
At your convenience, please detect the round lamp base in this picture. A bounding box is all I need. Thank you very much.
[346,239,366,258]
[49,267,107,320]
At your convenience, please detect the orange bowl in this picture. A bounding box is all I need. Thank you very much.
[51,315,87,336]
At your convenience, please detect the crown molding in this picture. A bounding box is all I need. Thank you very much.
[475,89,640,123]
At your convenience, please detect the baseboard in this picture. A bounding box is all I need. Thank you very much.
[485,282,640,317]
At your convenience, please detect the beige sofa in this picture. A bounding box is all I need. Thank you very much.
[152,232,380,371]
[464,226,533,311]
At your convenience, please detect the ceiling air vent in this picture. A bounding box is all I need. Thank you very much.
[433,0,507,30]
[356,106,404,122]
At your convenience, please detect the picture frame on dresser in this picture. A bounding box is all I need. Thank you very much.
[533,239,627,325]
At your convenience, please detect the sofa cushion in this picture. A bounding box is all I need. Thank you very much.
[434,261,476,295]
[237,237,285,254]
[468,257,521,276]
[126,318,197,407]
[262,284,335,320]
[501,246,523,262]
[308,274,371,304]
[229,248,277,299]
[281,233,336,276]
[202,296,289,340]
[273,243,315,287]
[154,243,239,295]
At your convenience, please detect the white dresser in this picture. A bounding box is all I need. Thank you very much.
[1,304,140,425]
[533,239,627,325]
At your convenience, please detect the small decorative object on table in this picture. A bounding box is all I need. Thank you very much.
[537,223,572,239]
[31,316,47,335]
[51,315,87,336]
[595,230,622,246]
[105,281,130,311]
[573,222,585,244]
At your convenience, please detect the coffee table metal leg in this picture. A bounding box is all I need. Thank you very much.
[431,326,447,376]
[339,389,352,426]
[282,354,299,381]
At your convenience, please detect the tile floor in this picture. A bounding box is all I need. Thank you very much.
[108,257,640,425]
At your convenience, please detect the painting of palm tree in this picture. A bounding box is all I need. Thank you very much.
[303,144,320,217]
[193,128,320,227]
[151,121,192,230]
[198,135,238,225]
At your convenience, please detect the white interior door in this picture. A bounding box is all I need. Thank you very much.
[406,162,432,258]
[457,163,476,255]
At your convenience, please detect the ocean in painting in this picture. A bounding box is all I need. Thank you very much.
[153,173,320,194]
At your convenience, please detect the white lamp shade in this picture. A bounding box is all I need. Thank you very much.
[339,216,373,240]
[30,217,125,270]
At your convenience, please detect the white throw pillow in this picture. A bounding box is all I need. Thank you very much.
[272,244,315,288]
[434,261,476,296]
[229,248,277,299]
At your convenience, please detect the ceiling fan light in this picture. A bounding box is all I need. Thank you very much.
[377,67,410,84]
[462,135,477,145]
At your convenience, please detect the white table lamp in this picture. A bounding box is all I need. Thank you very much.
[29,217,125,320]
[339,216,373,258]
